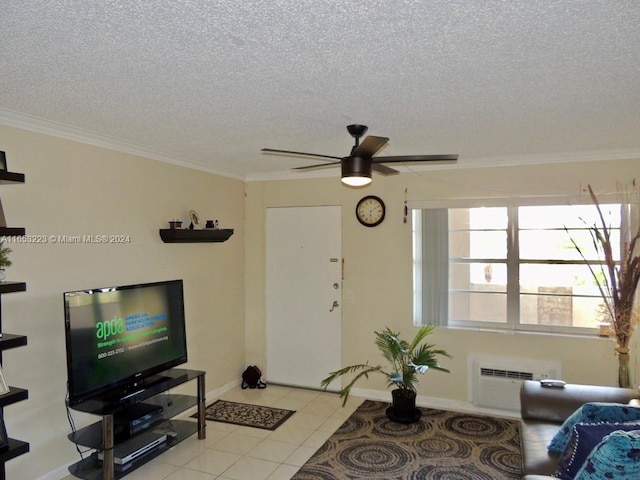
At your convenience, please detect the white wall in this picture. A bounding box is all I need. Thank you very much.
[245,159,640,405]
[0,125,246,479]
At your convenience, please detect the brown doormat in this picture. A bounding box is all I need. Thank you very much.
[197,400,295,430]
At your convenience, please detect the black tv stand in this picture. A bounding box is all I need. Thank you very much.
[67,368,205,480]
[96,373,174,406]
[129,372,173,390]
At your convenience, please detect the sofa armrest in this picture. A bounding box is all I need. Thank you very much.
[520,380,638,423]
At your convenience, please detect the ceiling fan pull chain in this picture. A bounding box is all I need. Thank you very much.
[404,188,408,224]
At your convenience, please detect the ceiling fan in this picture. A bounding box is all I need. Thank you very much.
[262,124,458,186]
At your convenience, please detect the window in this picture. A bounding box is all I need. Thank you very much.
[413,202,625,334]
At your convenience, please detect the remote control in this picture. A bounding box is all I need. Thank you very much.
[540,379,566,388]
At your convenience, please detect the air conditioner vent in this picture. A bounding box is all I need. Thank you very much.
[480,368,534,381]
[469,355,561,411]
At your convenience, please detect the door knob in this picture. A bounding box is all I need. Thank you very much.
[329,300,340,312]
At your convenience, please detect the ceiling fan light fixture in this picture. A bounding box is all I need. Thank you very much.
[341,157,372,187]
[341,175,372,187]
[262,124,458,184]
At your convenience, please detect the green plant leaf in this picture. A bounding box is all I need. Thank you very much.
[321,325,451,404]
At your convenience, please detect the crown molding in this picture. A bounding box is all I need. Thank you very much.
[0,108,244,180]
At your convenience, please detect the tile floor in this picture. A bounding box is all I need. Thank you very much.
[63,385,364,480]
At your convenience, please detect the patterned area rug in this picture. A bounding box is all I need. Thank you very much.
[200,400,295,430]
[292,400,522,480]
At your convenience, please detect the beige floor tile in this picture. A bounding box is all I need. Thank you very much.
[285,389,321,402]
[247,438,299,462]
[266,463,301,480]
[116,459,179,479]
[299,397,341,416]
[285,412,327,430]
[160,437,209,467]
[201,427,232,448]
[263,385,295,396]
[283,445,318,467]
[269,397,309,412]
[183,448,242,475]
[221,389,287,407]
[302,428,333,448]
[164,467,218,480]
[210,431,263,455]
[267,424,315,445]
[219,456,280,480]
[317,415,347,433]
[233,424,273,439]
[207,421,240,433]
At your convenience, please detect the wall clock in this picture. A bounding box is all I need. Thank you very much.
[356,195,386,227]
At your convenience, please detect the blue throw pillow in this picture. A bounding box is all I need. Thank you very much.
[554,422,640,480]
[548,403,640,453]
[574,429,640,480]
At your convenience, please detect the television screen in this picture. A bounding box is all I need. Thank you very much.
[64,279,188,406]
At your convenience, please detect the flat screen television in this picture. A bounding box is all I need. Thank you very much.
[64,279,188,406]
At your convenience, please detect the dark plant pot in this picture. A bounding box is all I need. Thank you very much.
[386,388,422,424]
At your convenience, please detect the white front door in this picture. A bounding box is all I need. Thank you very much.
[266,206,342,390]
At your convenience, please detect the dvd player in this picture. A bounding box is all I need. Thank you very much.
[114,402,164,438]
[98,430,167,465]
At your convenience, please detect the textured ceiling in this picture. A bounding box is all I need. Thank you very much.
[1,1,639,180]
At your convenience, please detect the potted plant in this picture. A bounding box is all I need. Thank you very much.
[0,240,11,282]
[321,325,451,423]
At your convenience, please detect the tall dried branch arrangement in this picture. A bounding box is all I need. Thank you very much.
[570,182,640,387]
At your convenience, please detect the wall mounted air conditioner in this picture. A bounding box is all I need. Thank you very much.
[468,355,561,411]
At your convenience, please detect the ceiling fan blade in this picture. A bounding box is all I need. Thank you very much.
[352,135,389,158]
[373,154,459,163]
[372,163,400,175]
[293,161,342,171]
[261,148,343,161]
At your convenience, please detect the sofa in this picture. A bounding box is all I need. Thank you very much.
[519,379,639,479]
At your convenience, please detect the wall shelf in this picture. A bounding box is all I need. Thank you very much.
[159,228,234,243]
[0,227,25,237]
[0,439,29,464]
[0,388,28,408]
[0,170,25,185]
[0,282,27,294]
[0,334,27,351]
[0,161,29,474]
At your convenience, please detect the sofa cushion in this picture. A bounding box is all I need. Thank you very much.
[548,402,640,453]
[554,422,640,479]
[574,429,640,479]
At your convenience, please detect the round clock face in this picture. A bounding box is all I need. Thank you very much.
[356,195,386,227]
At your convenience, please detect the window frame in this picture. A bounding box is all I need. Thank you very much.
[412,197,629,336]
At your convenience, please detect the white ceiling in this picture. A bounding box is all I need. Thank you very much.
[1,1,639,181]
